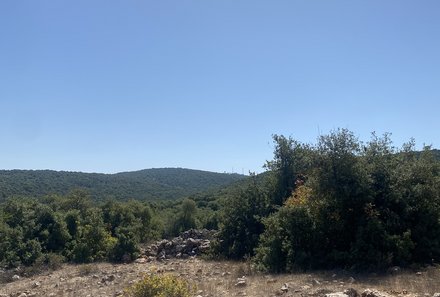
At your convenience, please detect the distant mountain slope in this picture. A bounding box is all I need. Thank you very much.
[0,168,245,201]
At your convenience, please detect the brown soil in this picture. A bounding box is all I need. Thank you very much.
[1,259,439,297]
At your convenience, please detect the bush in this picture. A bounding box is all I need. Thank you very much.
[126,273,195,297]
[108,227,139,262]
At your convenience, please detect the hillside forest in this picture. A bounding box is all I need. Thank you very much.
[1,129,440,272]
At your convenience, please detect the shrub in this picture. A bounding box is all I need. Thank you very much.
[126,273,195,297]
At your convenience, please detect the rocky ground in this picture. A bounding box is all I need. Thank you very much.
[1,259,440,297]
[1,231,440,297]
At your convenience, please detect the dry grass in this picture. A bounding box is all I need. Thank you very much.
[0,260,439,297]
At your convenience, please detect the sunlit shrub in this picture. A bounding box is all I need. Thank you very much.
[126,273,195,297]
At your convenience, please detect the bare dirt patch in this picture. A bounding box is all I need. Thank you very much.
[1,259,439,297]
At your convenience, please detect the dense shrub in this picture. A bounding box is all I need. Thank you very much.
[254,130,440,271]
[215,175,270,259]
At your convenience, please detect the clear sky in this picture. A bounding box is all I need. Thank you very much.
[1,1,439,174]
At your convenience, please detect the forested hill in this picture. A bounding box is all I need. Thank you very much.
[0,168,245,201]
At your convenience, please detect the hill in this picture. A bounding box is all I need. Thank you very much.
[0,168,245,201]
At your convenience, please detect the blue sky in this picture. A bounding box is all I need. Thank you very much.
[1,1,439,174]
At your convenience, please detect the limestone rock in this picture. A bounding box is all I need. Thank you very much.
[362,289,392,297]
[138,229,216,261]
[235,276,247,287]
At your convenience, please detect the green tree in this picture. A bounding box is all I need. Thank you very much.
[216,175,270,259]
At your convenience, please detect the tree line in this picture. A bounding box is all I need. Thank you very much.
[1,129,439,272]
[0,189,217,268]
[216,129,440,271]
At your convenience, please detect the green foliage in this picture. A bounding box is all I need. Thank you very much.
[255,204,317,272]
[0,192,161,267]
[254,129,440,271]
[1,129,440,272]
[69,208,116,263]
[0,168,245,202]
[265,135,313,206]
[216,175,271,259]
[108,226,140,262]
[169,199,198,236]
[126,273,195,297]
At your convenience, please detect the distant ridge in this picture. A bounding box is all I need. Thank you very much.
[0,168,246,201]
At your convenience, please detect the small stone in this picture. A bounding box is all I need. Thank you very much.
[416,271,422,276]
[135,257,147,264]
[362,289,392,297]
[12,274,20,280]
[326,293,349,297]
[32,281,41,288]
[281,283,289,293]
[312,279,321,286]
[433,294,440,297]
[235,276,247,287]
[344,288,359,297]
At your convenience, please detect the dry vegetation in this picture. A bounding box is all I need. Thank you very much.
[1,259,440,297]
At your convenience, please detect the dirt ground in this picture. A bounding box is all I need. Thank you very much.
[1,258,440,297]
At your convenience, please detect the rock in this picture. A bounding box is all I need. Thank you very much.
[142,229,215,260]
[348,277,356,283]
[32,281,40,288]
[12,274,20,281]
[433,294,440,297]
[416,271,422,276]
[344,288,360,297]
[326,293,350,297]
[312,279,321,286]
[281,283,289,293]
[134,257,147,264]
[235,276,247,287]
[362,289,392,297]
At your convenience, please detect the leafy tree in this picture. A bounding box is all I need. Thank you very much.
[169,199,198,236]
[265,135,312,206]
[216,175,270,259]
